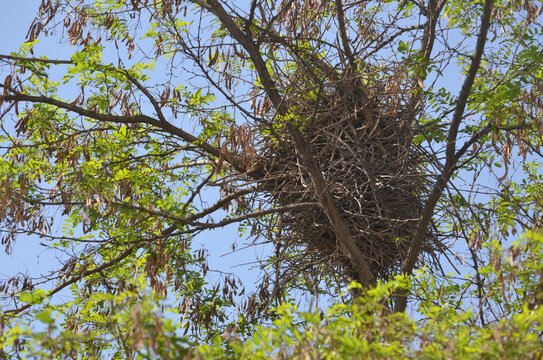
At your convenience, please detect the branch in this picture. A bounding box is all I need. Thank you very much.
[203,0,286,113]
[0,54,73,65]
[419,0,443,61]
[445,0,493,169]
[0,59,254,173]
[363,24,425,60]
[181,171,214,215]
[3,215,196,315]
[185,186,258,221]
[4,245,136,315]
[113,189,258,227]
[120,69,169,124]
[201,0,375,287]
[190,202,318,229]
[0,89,222,160]
[335,0,355,68]
[396,0,494,312]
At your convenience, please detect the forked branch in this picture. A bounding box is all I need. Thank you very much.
[395,0,494,312]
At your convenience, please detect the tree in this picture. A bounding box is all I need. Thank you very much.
[1,0,543,358]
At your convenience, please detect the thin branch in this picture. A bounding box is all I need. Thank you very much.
[0,54,73,65]
[181,171,215,215]
[335,0,355,68]
[185,186,258,221]
[4,245,136,315]
[445,2,493,169]
[190,202,318,229]
[363,24,425,60]
[202,0,285,113]
[120,69,169,124]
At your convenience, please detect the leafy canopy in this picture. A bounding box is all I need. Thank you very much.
[1,0,543,358]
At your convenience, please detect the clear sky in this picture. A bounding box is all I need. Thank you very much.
[1,1,43,53]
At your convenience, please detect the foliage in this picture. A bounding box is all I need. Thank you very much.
[0,0,543,358]
[199,233,543,360]
[3,232,543,359]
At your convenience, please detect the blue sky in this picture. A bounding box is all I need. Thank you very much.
[2,1,43,53]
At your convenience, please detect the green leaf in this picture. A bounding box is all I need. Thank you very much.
[35,309,55,325]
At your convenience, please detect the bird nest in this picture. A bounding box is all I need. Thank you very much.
[237,66,445,290]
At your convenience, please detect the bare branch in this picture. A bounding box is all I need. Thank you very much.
[191,202,318,229]
[335,0,355,68]
[0,54,73,65]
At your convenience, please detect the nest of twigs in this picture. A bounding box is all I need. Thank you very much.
[243,66,445,290]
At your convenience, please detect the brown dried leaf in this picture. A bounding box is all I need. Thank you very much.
[3,75,12,95]
[208,49,219,67]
